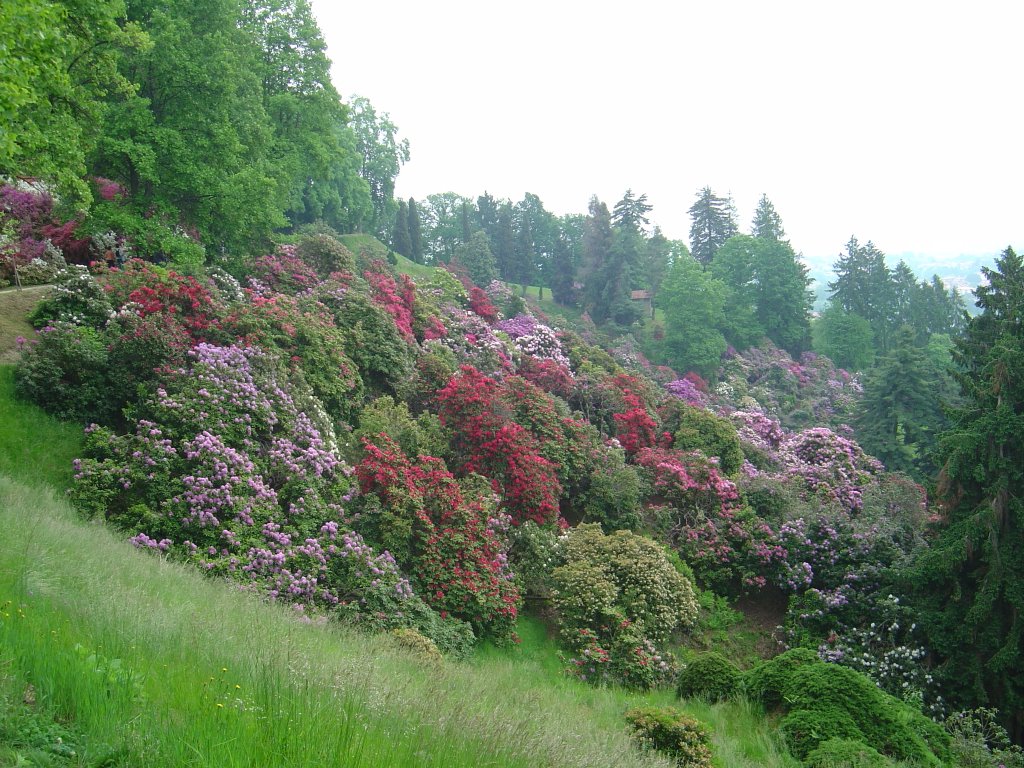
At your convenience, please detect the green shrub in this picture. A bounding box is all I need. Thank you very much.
[781,709,864,761]
[624,706,714,768]
[28,265,113,329]
[747,655,949,765]
[296,233,355,276]
[507,521,563,599]
[676,652,741,702]
[14,322,114,423]
[784,663,945,764]
[805,738,894,767]
[389,628,443,664]
[743,647,818,709]
[553,524,699,645]
[673,406,744,475]
[945,708,1024,768]
[553,525,696,689]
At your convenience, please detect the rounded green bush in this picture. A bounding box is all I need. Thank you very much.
[782,708,864,760]
[676,652,742,702]
[296,233,356,276]
[390,628,443,664]
[673,406,744,475]
[624,706,713,768]
[743,647,818,709]
[805,738,895,767]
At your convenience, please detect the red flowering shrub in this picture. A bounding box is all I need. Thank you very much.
[468,286,498,323]
[103,259,223,343]
[365,262,415,343]
[357,436,520,640]
[518,355,575,400]
[435,366,562,526]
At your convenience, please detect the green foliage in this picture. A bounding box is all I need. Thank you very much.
[296,233,356,276]
[389,627,444,664]
[451,231,497,288]
[554,524,698,644]
[743,647,819,709]
[319,280,414,395]
[673,406,744,475]
[855,326,945,475]
[676,652,742,702]
[804,738,895,768]
[507,521,563,598]
[0,0,146,203]
[27,266,114,329]
[813,304,875,371]
[945,708,1024,768]
[84,200,206,268]
[688,186,737,266]
[657,255,728,379]
[353,395,447,462]
[624,706,714,768]
[14,323,114,423]
[910,246,1024,733]
[781,709,865,761]
[747,654,949,764]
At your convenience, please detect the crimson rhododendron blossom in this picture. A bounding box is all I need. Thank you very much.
[435,365,562,526]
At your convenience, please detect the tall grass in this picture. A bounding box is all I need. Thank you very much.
[0,366,82,489]
[0,477,677,767]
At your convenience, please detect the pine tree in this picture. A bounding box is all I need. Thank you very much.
[911,247,1024,740]
[688,186,737,265]
[750,194,786,241]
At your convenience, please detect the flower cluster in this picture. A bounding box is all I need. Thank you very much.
[435,366,562,526]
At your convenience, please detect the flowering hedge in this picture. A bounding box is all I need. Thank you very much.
[435,365,562,526]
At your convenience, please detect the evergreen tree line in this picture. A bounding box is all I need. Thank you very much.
[2,0,408,256]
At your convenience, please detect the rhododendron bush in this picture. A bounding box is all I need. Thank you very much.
[435,365,562,526]
[553,524,697,689]
[356,435,520,641]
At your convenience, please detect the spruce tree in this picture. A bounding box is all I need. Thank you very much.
[688,186,737,265]
[855,326,944,475]
[911,247,1024,740]
[750,194,786,242]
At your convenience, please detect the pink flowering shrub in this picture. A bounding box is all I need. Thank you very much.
[251,245,320,294]
[637,447,784,593]
[365,262,416,343]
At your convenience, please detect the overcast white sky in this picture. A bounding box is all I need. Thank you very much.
[311,0,1022,267]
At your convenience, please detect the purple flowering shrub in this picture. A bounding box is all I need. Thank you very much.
[68,347,383,611]
[715,343,861,431]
